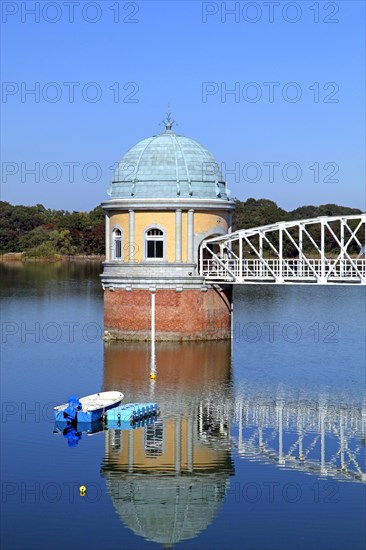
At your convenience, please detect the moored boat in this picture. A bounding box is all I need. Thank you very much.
[53,419,104,436]
[54,391,123,423]
[105,402,159,427]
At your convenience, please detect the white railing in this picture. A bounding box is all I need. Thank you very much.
[232,397,366,482]
[200,214,366,285]
[196,394,366,482]
[201,258,366,283]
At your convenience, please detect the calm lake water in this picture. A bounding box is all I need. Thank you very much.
[1,262,365,550]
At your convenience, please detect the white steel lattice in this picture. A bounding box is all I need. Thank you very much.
[232,398,366,483]
[195,395,366,483]
[200,215,366,284]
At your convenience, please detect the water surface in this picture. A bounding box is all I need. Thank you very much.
[1,262,365,550]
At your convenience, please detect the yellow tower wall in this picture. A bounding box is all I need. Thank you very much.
[109,209,230,263]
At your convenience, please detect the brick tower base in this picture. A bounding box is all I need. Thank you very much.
[103,287,232,341]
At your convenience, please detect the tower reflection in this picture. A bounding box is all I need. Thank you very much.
[101,341,235,547]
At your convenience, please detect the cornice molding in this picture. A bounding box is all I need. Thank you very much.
[102,198,235,212]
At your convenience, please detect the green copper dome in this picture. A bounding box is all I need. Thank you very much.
[108,118,230,200]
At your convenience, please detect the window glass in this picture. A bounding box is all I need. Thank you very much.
[113,228,122,260]
[146,228,164,259]
[144,421,164,457]
[155,241,163,258]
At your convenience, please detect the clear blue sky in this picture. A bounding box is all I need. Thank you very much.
[1,0,365,212]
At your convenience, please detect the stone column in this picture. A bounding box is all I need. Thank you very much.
[187,209,194,263]
[187,415,193,472]
[128,429,134,473]
[175,209,182,262]
[129,209,135,262]
[105,212,110,261]
[175,416,181,473]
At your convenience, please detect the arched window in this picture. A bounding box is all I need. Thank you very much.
[145,228,164,260]
[144,420,164,457]
[112,228,122,260]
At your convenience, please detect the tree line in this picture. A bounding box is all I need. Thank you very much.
[0,202,104,257]
[0,199,362,258]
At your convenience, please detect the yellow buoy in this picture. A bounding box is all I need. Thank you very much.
[149,372,156,380]
[79,485,86,496]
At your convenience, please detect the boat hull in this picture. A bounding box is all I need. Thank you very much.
[53,420,104,435]
[54,406,115,423]
[54,391,123,423]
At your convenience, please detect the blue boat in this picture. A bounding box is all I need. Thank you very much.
[105,402,159,428]
[53,391,124,423]
[53,420,104,435]
[53,420,105,447]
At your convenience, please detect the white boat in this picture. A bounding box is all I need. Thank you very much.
[54,391,123,423]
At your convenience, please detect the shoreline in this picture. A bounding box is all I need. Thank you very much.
[0,253,105,263]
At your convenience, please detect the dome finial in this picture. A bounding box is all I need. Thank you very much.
[162,109,175,131]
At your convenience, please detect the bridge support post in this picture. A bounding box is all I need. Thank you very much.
[320,221,326,283]
[278,401,285,465]
[340,219,345,277]
[320,406,327,474]
[239,238,243,283]
[259,233,263,277]
[279,227,283,283]
[299,226,303,277]
[340,410,345,470]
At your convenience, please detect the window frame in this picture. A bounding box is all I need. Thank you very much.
[112,226,123,261]
[144,225,166,261]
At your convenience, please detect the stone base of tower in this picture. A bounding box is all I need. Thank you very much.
[103,287,232,341]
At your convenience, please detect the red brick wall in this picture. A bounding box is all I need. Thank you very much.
[104,287,232,341]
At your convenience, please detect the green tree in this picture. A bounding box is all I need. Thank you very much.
[48,229,77,255]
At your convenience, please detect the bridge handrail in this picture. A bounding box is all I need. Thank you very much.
[200,214,366,284]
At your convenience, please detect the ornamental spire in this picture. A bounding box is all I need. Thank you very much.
[161,109,175,131]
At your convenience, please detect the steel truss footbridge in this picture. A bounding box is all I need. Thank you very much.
[198,393,366,483]
[200,214,366,284]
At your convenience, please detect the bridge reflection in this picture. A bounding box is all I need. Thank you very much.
[101,342,365,546]
[233,390,365,483]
